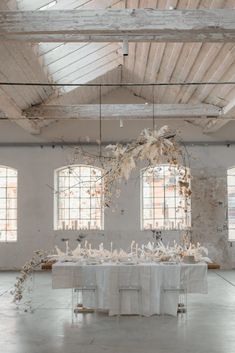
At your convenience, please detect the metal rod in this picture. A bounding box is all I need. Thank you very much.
[0,141,234,147]
[0,81,235,87]
[99,84,102,157]
[152,84,155,130]
[0,116,223,121]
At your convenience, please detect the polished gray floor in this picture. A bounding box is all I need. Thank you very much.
[0,270,235,353]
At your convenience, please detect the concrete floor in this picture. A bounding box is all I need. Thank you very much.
[0,270,235,353]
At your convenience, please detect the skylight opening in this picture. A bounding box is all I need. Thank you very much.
[38,0,57,11]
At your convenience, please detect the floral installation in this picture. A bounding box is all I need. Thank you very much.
[13,126,193,308]
[49,239,211,264]
[12,239,211,308]
[66,125,191,208]
[11,249,48,310]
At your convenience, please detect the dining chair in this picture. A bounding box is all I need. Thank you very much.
[118,285,142,317]
[161,286,187,317]
[72,285,98,322]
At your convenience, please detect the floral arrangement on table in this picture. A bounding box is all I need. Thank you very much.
[12,239,211,308]
[49,240,211,264]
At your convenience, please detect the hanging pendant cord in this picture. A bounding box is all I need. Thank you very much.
[152,84,155,131]
[99,84,102,158]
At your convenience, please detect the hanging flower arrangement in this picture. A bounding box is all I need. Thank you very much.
[65,125,191,207]
[102,126,191,205]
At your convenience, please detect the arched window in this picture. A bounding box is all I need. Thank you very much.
[227,167,235,240]
[141,164,191,230]
[0,166,17,242]
[54,165,104,230]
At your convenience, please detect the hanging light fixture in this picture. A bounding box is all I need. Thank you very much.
[122,38,129,56]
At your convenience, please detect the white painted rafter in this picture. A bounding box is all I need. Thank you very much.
[204,98,235,133]
[0,88,40,134]
[17,0,120,11]
[0,0,49,134]
[1,9,235,42]
[24,103,221,120]
[55,48,121,83]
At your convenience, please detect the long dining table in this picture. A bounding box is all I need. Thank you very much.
[52,261,207,316]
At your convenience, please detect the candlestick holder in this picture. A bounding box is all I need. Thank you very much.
[151,229,162,243]
[76,233,87,243]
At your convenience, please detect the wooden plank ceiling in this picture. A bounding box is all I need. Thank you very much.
[122,0,235,133]
[0,1,53,133]
[16,0,124,94]
[2,0,235,134]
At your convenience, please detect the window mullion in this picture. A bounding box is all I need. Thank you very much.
[5,170,7,242]
[0,166,17,242]
[163,166,166,230]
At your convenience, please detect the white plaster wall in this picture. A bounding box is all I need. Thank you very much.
[1,88,235,269]
[0,144,235,269]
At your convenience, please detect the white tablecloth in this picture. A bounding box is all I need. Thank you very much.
[52,262,207,316]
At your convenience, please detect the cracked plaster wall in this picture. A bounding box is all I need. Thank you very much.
[191,172,231,269]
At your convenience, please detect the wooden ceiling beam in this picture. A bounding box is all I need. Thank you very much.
[204,99,235,133]
[0,89,40,134]
[24,103,222,120]
[1,9,235,42]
